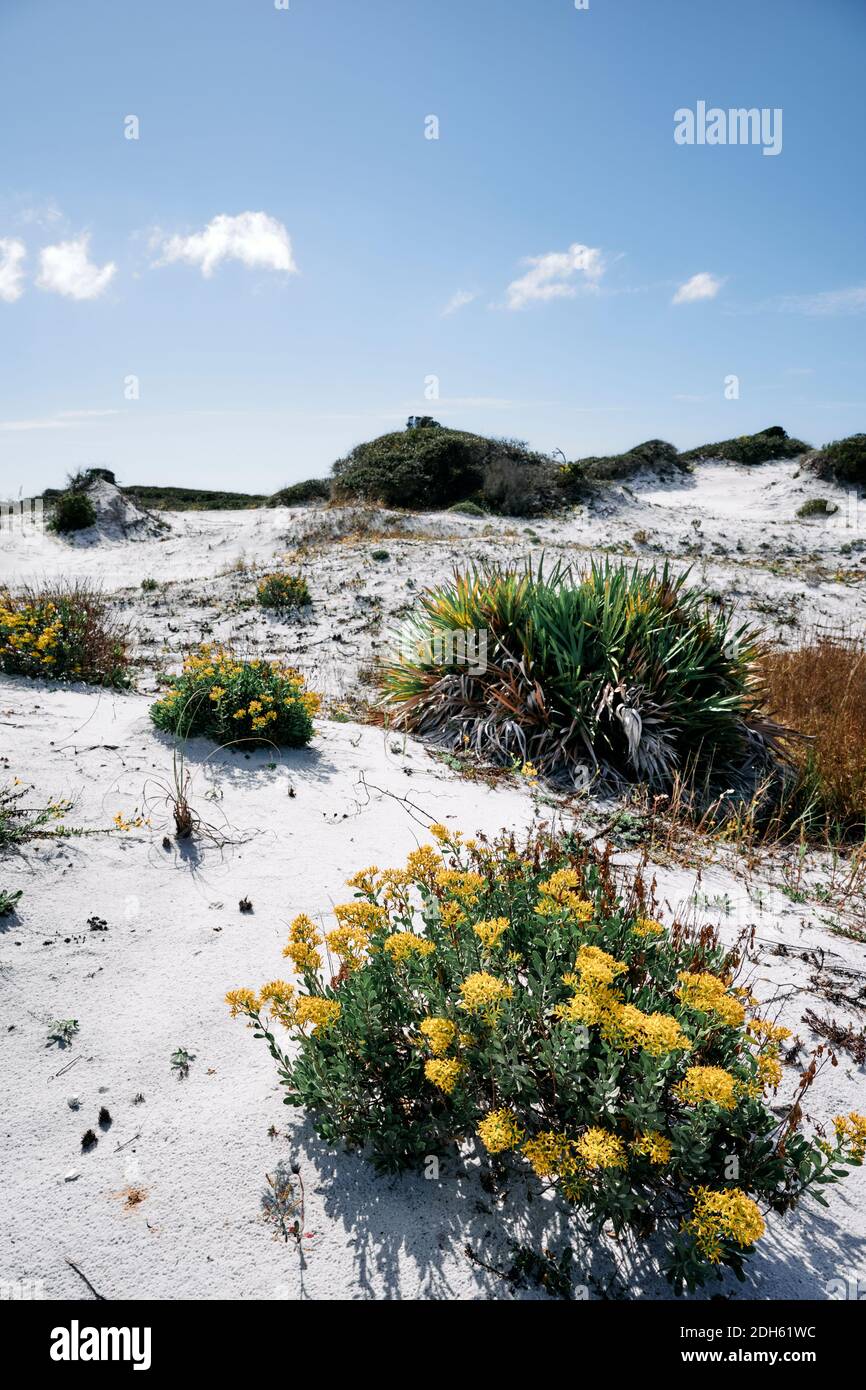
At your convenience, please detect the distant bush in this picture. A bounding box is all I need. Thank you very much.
[256,573,310,612]
[331,420,557,513]
[0,581,129,687]
[762,633,866,840]
[803,434,866,487]
[481,453,562,517]
[448,500,487,517]
[122,485,268,511]
[796,498,838,519]
[141,578,158,592]
[227,823,865,1293]
[150,644,319,747]
[561,440,681,493]
[269,479,331,507]
[680,427,809,467]
[49,490,96,534]
[381,560,779,792]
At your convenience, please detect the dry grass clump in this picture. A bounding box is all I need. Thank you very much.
[761,632,866,840]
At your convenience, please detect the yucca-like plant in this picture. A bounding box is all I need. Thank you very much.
[380,560,780,791]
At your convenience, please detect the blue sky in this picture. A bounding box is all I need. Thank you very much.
[1,0,864,495]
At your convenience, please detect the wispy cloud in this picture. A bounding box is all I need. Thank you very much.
[775,285,866,316]
[36,235,116,300]
[0,409,117,431]
[505,242,604,310]
[153,211,297,278]
[441,288,477,317]
[672,272,723,305]
[0,238,27,302]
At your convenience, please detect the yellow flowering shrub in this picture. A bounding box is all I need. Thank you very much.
[0,581,129,686]
[256,572,310,612]
[226,824,863,1293]
[150,643,319,747]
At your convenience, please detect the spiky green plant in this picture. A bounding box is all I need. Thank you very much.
[380,560,781,791]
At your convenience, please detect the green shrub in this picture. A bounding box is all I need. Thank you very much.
[796,498,838,519]
[0,888,22,916]
[150,644,319,747]
[381,560,778,791]
[256,573,310,612]
[0,782,72,849]
[0,581,129,686]
[141,577,158,592]
[680,427,809,467]
[331,420,556,512]
[49,490,96,534]
[803,434,866,487]
[448,500,487,517]
[560,440,681,494]
[227,825,865,1293]
[269,479,331,506]
[370,549,390,562]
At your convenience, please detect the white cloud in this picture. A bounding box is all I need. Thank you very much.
[441,288,477,317]
[672,272,723,305]
[776,285,866,316]
[0,238,27,302]
[506,243,604,310]
[36,235,116,300]
[155,211,297,278]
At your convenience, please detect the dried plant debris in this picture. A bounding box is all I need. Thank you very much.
[802,1010,866,1064]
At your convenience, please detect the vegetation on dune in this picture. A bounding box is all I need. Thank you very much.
[331,417,560,515]
[150,644,320,747]
[762,632,866,840]
[48,489,97,534]
[679,426,809,467]
[380,560,779,793]
[802,434,866,487]
[0,781,73,849]
[560,439,683,493]
[796,497,838,519]
[256,572,310,612]
[228,824,865,1293]
[268,478,331,506]
[0,581,130,687]
[121,485,269,511]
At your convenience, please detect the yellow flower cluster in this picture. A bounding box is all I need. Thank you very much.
[676,972,745,1028]
[833,1112,866,1159]
[522,1130,574,1179]
[113,811,150,831]
[633,916,665,938]
[435,868,485,903]
[404,844,442,886]
[459,972,513,1015]
[684,1187,765,1263]
[283,913,323,972]
[535,868,595,921]
[556,947,691,1058]
[159,645,322,731]
[473,916,509,949]
[294,995,341,1033]
[630,1130,673,1165]
[574,1127,628,1170]
[424,1058,462,1093]
[256,979,297,1026]
[225,987,259,1017]
[477,1109,524,1154]
[0,599,63,672]
[674,1065,739,1111]
[747,1017,793,1046]
[418,1016,458,1056]
[345,865,380,894]
[383,931,435,963]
